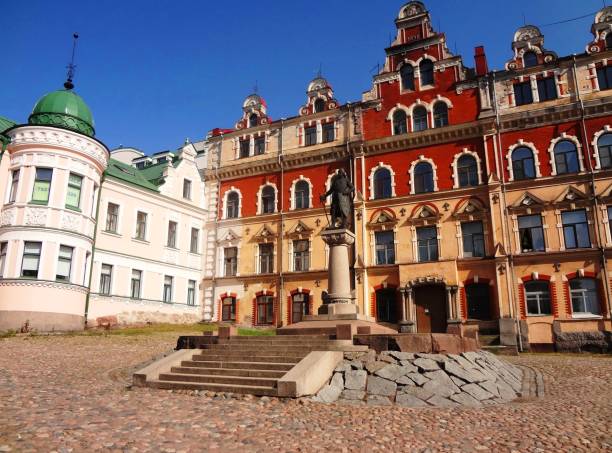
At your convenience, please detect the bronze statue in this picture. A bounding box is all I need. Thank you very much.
[320,169,354,229]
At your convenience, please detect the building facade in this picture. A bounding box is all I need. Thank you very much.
[1,2,611,349]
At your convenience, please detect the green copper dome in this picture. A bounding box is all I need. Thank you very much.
[29,89,95,137]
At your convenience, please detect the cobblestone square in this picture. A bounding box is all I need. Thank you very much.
[1,332,611,452]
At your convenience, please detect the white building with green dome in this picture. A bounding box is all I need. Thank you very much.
[0,84,209,331]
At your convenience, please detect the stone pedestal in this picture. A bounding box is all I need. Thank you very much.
[320,228,356,313]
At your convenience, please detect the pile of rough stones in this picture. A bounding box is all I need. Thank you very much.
[313,350,523,407]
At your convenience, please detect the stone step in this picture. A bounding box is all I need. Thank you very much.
[181,360,294,371]
[479,335,500,346]
[205,345,327,353]
[191,354,303,363]
[276,327,337,336]
[149,379,277,396]
[225,335,330,341]
[159,372,279,387]
[171,366,286,378]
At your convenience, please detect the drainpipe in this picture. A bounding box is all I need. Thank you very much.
[278,119,285,327]
[491,71,524,352]
[84,171,105,328]
[572,55,612,320]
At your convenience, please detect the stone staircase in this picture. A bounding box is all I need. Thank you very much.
[144,335,355,396]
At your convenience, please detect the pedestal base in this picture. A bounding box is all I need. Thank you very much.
[399,321,416,333]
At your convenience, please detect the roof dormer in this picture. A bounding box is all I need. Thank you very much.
[505,25,557,71]
[235,93,271,130]
[299,77,338,116]
[587,6,612,54]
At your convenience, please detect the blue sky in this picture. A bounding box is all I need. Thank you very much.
[2,0,606,153]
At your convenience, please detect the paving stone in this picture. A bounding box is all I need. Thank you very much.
[401,385,435,401]
[406,372,429,386]
[399,363,419,374]
[462,383,495,401]
[423,370,460,393]
[396,393,429,408]
[413,358,440,371]
[331,372,344,389]
[427,394,460,408]
[340,389,365,401]
[315,384,342,403]
[479,380,500,398]
[443,360,479,383]
[349,360,364,370]
[344,370,367,391]
[375,363,404,381]
[378,354,397,364]
[396,375,416,386]
[334,360,352,373]
[387,351,415,361]
[366,376,397,396]
[417,353,450,363]
[450,376,466,387]
[366,395,392,406]
[422,380,456,398]
[495,379,518,400]
[364,361,387,374]
[450,392,482,407]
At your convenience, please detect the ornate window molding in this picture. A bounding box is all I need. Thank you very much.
[256,183,278,215]
[222,187,242,220]
[289,175,313,210]
[408,155,438,194]
[386,104,410,136]
[368,162,396,200]
[451,148,482,188]
[548,133,585,175]
[506,139,542,181]
[591,125,612,170]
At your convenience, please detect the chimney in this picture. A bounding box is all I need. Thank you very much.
[474,46,489,76]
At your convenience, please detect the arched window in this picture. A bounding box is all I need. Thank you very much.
[553,140,579,174]
[569,278,600,315]
[523,51,538,68]
[412,106,428,132]
[524,281,551,315]
[249,113,258,128]
[457,155,478,187]
[373,168,392,199]
[291,292,309,323]
[433,102,448,127]
[512,147,536,180]
[414,162,434,193]
[400,64,415,90]
[393,110,408,135]
[221,296,237,321]
[465,283,491,320]
[597,133,612,169]
[226,191,239,218]
[314,98,325,113]
[261,186,275,214]
[294,180,310,209]
[419,59,434,86]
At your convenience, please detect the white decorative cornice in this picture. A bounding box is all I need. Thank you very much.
[0,279,88,294]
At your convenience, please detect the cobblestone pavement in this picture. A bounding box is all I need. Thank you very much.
[1,333,611,452]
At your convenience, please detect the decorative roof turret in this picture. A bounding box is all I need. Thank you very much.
[586,6,612,54]
[505,25,557,70]
[235,92,271,130]
[299,76,338,116]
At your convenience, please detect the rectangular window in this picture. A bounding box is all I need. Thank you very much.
[256,295,274,325]
[31,168,53,204]
[0,242,7,278]
[56,245,73,282]
[417,226,438,262]
[259,243,274,274]
[9,169,19,203]
[222,296,236,321]
[562,210,591,249]
[99,264,112,295]
[21,241,42,278]
[182,179,192,199]
[135,211,147,240]
[514,81,533,106]
[239,139,250,158]
[322,123,335,143]
[537,77,557,102]
[525,282,551,315]
[187,280,196,306]
[163,275,173,303]
[167,221,177,248]
[131,269,142,299]
[305,126,317,146]
[293,240,310,272]
[83,252,90,286]
[224,247,238,277]
[91,186,98,218]
[518,214,545,252]
[462,221,485,258]
[570,279,600,315]
[375,231,395,265]
[254,137,265,155]
[190,227,199,253]
[106,203,119,233]
[597,66,612,91]
[65,173,83,209]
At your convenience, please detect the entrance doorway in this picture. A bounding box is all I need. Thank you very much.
[414,285,447,333]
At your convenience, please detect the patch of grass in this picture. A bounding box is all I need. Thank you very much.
[237,327,276,336]
[0,329,17,339]
[89,323,217,336]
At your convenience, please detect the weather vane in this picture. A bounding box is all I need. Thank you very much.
[253,80,259,94]
[64,32,79,90]
[316,63,323,78]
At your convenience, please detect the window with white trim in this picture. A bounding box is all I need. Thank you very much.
[562,210,590,249]
[412,106,428,132]
[373,168,392,199]
[393,110,407,135]
[56,245,73,282]
[553,140,579,174]
[106,203,119,233]
[461,221,484,258]
[187,280,196,306]
[99,264,112,295]
[0,242,7,278]
[167,221,178,248]
[457,155,478,187]
[21,242,42,278]
[294,180,310,209]
[8,169,19,203]
[419,59,434,86]
[190,227,199,253]
[512,147,536,180]
[525,281,551,315]
[131,269,142,299]
[163,275,173,303]
[135,211,147,240]
[570,278,600,315]
[433,102,448,127]
[259,243,274,274]
[226,191,239,218]
[31,168,53,205]
[597,133,612,169]
[400,64,415,90]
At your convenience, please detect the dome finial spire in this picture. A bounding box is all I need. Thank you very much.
[64,33,79,90]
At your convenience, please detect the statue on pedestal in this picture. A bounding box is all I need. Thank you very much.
[320,169,354,229]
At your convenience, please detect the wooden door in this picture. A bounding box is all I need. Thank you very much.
[414,285,447,333]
